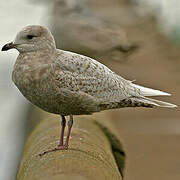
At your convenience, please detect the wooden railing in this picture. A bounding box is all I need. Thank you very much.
[17,110,125,180]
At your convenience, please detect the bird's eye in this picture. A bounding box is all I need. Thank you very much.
[26,35,36,39]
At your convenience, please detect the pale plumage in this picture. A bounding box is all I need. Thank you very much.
[2,25,176,155]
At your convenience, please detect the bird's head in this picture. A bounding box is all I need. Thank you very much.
[2,25,56,53]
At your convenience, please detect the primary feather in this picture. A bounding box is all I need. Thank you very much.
[131,83,171,96]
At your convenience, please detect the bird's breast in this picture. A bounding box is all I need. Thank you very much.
[12,64,60,112]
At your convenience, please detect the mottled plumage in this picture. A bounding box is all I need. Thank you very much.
[2,25,176,154]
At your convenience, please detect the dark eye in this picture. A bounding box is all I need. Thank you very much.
[26,35,36,39]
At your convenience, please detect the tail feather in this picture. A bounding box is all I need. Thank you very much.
[130,83,177,108]
[139,97,177,108]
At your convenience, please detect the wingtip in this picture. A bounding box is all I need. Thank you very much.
[160,91,171,96]
[170,104,178,108]
[132,83,172,97]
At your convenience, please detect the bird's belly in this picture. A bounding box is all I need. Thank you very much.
[14,80,97,116]
[17,85,60,114]
[23,90,96,115]
[13,68,100,115]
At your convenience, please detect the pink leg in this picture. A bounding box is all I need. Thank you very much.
[58,115,66,146]
[64,115,73,147]
[39,115,68,156]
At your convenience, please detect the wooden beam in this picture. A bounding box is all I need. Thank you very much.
[17,111,124,180]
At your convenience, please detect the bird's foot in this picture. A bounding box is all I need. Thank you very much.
[39,145,68,156]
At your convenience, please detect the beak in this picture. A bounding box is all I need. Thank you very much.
[1,42,16,51]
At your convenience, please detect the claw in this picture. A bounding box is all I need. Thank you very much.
[39,145,68,156]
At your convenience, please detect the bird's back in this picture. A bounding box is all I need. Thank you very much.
[54,49,134,102]
[53,49,176,110]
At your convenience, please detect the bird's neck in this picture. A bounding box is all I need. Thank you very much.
[16,50,55,66]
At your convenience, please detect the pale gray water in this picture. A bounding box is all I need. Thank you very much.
[0,1,48,180]
[134,0,180,39]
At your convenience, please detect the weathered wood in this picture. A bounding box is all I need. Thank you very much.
[17,111,124,180]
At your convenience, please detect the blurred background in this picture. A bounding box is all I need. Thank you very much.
[0,0,180,180]
[0,1,48,180]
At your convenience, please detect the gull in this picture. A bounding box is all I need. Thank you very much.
[1,25,176,156]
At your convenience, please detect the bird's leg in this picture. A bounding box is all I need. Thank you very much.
[64,115,73,148]
[58,115,66,147]
[39,115,68,156]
